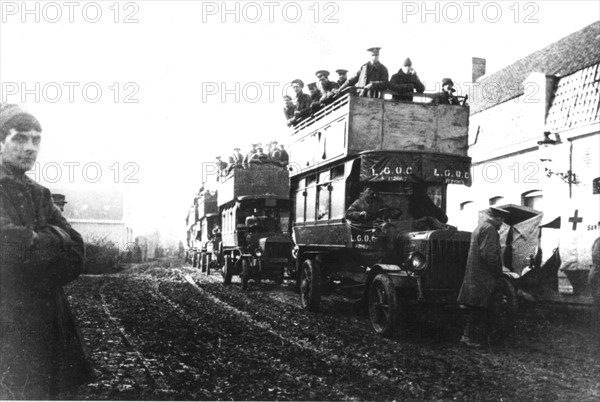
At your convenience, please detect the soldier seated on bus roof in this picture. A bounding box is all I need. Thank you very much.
[243,143,259,167]
[283,95,295,127]
[307,82,323,113]
[431,78,461,105]
[249,147,269,164]
[315,70,339,106]
[291,79,312,124]
[216,156,228,180]
[345,187,402,225]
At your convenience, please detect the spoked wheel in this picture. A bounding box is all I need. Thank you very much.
[486,278,518,344]
[222,255,233,285]
[369,274,398,337]
[300,259,321,311]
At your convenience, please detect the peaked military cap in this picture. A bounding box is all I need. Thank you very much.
[291,79,304,87]
[367,47,381,55]
[315,70,330,78]
[335,69,348,75]
[442,78,454,87]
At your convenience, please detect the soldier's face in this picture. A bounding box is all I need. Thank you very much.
[317,74,328,83]
[370,54,379,63]
[292,83,302,94]
[364,188,375,202]
[0,128,41,171]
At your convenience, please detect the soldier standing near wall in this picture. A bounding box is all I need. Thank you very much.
[51,193,68,212]
[0,104,91,398]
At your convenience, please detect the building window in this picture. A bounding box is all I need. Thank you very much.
[522,190,543,211]
[489,196,504,206]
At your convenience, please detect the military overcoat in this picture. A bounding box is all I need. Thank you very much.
[457,218,504,308]
[0,164,90,399]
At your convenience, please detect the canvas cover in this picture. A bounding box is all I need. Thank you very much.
[359,152,472,186]
[479,204,543,276]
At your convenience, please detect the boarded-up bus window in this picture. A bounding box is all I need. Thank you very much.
[330,179,346,219]
[306,186,316,222]
[295,190,305,223]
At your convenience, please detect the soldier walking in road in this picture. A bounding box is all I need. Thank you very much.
[457,206,510,347]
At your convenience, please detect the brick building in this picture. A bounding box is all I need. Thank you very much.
[448,21,600,294]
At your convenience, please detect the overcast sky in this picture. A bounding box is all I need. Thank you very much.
[1,0,599,238]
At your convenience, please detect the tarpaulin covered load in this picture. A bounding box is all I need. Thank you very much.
[479,204,543,276]
[359,152,472,186]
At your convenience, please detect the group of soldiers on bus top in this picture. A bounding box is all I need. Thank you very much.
[284,46,461,126]
[215,141,290,179]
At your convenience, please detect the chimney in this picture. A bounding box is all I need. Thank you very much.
[472,57,486,82]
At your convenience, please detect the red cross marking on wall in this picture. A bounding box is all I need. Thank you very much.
[568,209,583,231]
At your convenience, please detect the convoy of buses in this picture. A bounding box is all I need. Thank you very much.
[185,92,519,337]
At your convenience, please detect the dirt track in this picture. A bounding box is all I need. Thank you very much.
[64,260,600,401]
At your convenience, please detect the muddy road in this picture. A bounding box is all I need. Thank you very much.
[64,260,599,401]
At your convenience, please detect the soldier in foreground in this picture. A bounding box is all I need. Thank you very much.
[457,206,510,347]
[0,104,91,398]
